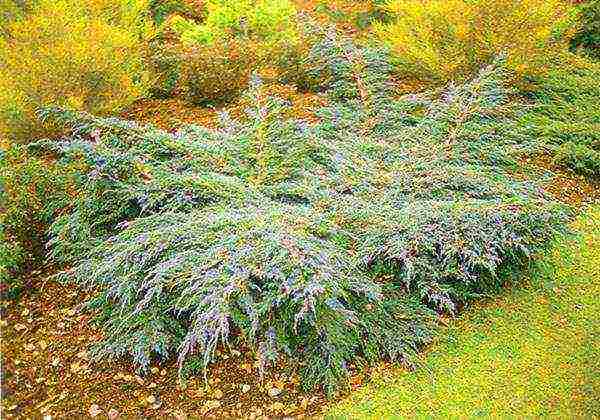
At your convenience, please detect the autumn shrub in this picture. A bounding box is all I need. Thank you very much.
[570,0,600,58]
[314,0,391,31]
[178,38,262,104]
[148,41,183,99]
[0,0,154,144]
[373,0,574,83]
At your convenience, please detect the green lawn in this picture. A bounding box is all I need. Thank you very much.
[329,205,600,418]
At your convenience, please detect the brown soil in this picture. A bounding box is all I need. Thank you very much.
[0,275,330,419]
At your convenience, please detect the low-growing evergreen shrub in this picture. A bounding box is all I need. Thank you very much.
[373,0,574,83]
[571,0,600,58]
[0,0,154,144]
[35,30,571,394]
[519,55,600,176]
[554,142,600,177]
[0,146,78,292]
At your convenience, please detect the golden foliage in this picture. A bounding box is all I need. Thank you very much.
[0,0,155,143]
[374,0,575,83]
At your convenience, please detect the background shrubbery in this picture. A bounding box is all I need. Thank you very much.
[165,0,313,103]
[373,0,574,83]
[0,0,154,144]
[570,0,600,58]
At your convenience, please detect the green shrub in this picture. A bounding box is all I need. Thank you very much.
[0,146,77,292]
[171,0,297,45]
[0,0,154,144]
[554,142,600,177]
[0,227,25,300]
[35,31,570,394]
[519,55,600,175]
[167,0,306,103]
[571,0,600,58]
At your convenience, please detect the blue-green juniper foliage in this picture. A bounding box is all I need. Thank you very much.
[31,30,571,394]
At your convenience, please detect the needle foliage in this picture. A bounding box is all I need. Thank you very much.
[31,30,571,394]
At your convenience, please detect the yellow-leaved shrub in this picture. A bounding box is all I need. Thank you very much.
[0,0,155,143]
[373,0,575,83]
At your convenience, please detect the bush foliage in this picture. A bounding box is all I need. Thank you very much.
[0,146,77,298]
[373,0,573,83]
[165,0,321,103]
[27,28,572,394]
[570,0,600,58]
[519,55,600,176]
[0,0,154,144]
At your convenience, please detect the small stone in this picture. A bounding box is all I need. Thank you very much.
[213,389,224,399]
[146,395,156,404]
[204,400,221,410]
[268,387,282,397]
[38,340,48,351]
[89,404,102,417]
[241,384,251,393]
[108,409,120,420]
[271,402,285,413]
[173,410,187,420]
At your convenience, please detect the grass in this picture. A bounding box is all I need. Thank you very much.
[328,205,600,418]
